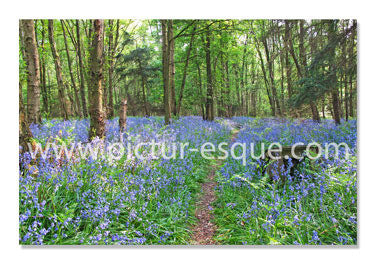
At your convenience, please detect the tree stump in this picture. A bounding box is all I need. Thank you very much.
[262,145,319,181]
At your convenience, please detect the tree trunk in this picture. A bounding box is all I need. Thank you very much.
[48,20,69,119]
[263,37,281,116]
[21,19,41,124]
[88,19,106,139]
[107,20,119,119]
[255,41,275,116]
[240,34,248,115]
[279,50,285,114]
[36,20,49,116]
[61,20,82,118]
[119,99,128,133]
[204,27,214,121]
[168,20,177,116]
[76,20,88,118]
[161,20,170,125]
[343,35,349,121]
[177,25,196,115]
[223,59,232,118]
[139,63,150,116]
[196,57,206,120]
[284,21,293,100]
[19,81,33,153]
[299,20,320,122]
[327,20,340,125]
[349,26,355,118]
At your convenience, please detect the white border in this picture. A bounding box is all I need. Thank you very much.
[1,0,374,263]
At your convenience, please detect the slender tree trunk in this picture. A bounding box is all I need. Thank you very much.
[226,60,232,118]
[107,20,119,118]
[280,51,285,114]
[204,27,214,121]
[168,20,177,116]
[263,37,281,116]
[240,34,248,115]
[343,37,349,121]
[21,19,41,124]
[139,60,150,116]
[88,19,106,139]
[255,41,275,116]
[327,20,340,125]
[349,74,354,118]
[196,57,205,120]
[349,27,355,118]
[36,20,49,116]
[61,20,82,118]
[76,20,88,117]
[284,21,293,100]
[250,62,257,117]
[177,26,196,115]
[119,99,128,133]
[299,20,320,122]
[161,20,170,125]
[48,20,69,119]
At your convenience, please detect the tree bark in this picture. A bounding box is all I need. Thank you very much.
[161,20,170,125]
[48,20,69,119]
[177,25,196,115]
[196,57,206,120]
[205,26,214,121]
[61,20,82,118]
[240,34,248,115]
[138,60,150,116]
[284,21,293,100]
[88,19,106,139]
[19,81,33,153]
[168,20,177,116]
[299,20,320,122]
[36,20,49,116]
[348,23,356,118]
[263,36,281,116]
[327,20,340,125]
[119,99,128,133]
[76,20,88,118]
[255,40,275,116]
[21,19,41,124]
[107,20,119,118]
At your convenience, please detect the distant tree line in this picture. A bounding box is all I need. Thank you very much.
[19,19,357,147]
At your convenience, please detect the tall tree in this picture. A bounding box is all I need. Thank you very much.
[21,19,41,124]
[177,25,196,115]
[284,21,293,101]
[36,20,49,115]
[161,20,170,125]
[88,19,106,139]
[48,19,69,119]
[168,20,177,116]
[204,25,214,121]
[298,20,320,122]
[107,20,120,118]
[262,27,281,116]
[76,20,89,118]
[61,20,82,118]
[327,20,341,125]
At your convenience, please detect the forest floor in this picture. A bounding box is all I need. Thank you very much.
[191,122,240,245]
[19,117,357,245]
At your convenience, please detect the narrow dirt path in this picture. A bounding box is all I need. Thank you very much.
[191,124,240,245]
